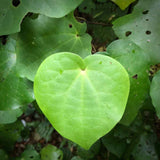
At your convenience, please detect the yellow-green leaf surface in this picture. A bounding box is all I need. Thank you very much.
[34,52,130,149]
[111,0,135,10]
[0,0,83,35]
[15,13,92,81]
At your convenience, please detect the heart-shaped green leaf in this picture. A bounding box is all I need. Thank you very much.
[34,52,130,149]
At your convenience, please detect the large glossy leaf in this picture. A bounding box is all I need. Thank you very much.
[111,0,136,10]
[0,0,83,35]
[150,70,160,118]
[106,39,150,125]
[0,38,34,124]
[113,0,160,64]
[34,52,130,149]
[15,13,92,81]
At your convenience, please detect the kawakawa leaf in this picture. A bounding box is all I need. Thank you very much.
[150,70,160,118]
[113,0,160,64]
[0,37,34,124]
[34,52,130,149]
[0,0,83,35]
[111,0,136,10]
[15,13,92,81]
[106,39,150,125]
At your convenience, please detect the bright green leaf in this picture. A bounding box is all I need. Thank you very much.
[15,13,92,81]
[111,0,135,10]
[34,52,130,149]
[0,0,83,35]
[40,144,63,160]
[106,39,150,125]
[150,70,160,118]
[113,0,160,64]
[0,38,34,124]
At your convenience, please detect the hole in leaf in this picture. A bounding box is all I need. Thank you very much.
[83,6,87,10]
[146,19,149,21]
[132,74,138,79]
[142,10,149,14]
[12,0,20,7]
[0,36,7,45]
[29,156,34,158]
[69,24,72,28]
[146,30,151,35]
[125,31,132,37]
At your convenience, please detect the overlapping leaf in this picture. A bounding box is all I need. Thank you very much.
[106,39,150,125]
[0,0,83,35]
[15,13,92,81]
[150,70,160,118]
[111,0,136,10]
[113,0,160,64]
[0,38,34,124]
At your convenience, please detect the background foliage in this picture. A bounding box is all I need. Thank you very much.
[0,0,160,159]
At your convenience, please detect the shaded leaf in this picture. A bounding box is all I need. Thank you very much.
[132,132,159,160]
[113,0,160,64]
[0,0,83,35]
[0,120,24,151]
[0,38,34,124]
[106,39,150,125]
[150,70,160,118]
[16,145,40,160]
[15,13,92,81]
[40,144,63,160]
[0,149,8,160]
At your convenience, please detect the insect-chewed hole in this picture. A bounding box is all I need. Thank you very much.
[69,24,72,28]
[142,10,149,14]
[132,74,138,79]
[125,31,132,37]
[83,6,87,10]
[12,0,20,7]
[146,30,151,35]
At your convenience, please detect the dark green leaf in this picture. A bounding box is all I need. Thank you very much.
[106,39,150,125]
[40,144,63,160]
[150,70,160,118]
[0,38,34,124]
[113,0,160,64]
[0,0,83,35]
[0,120,24,151]
[15,13,92,81]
